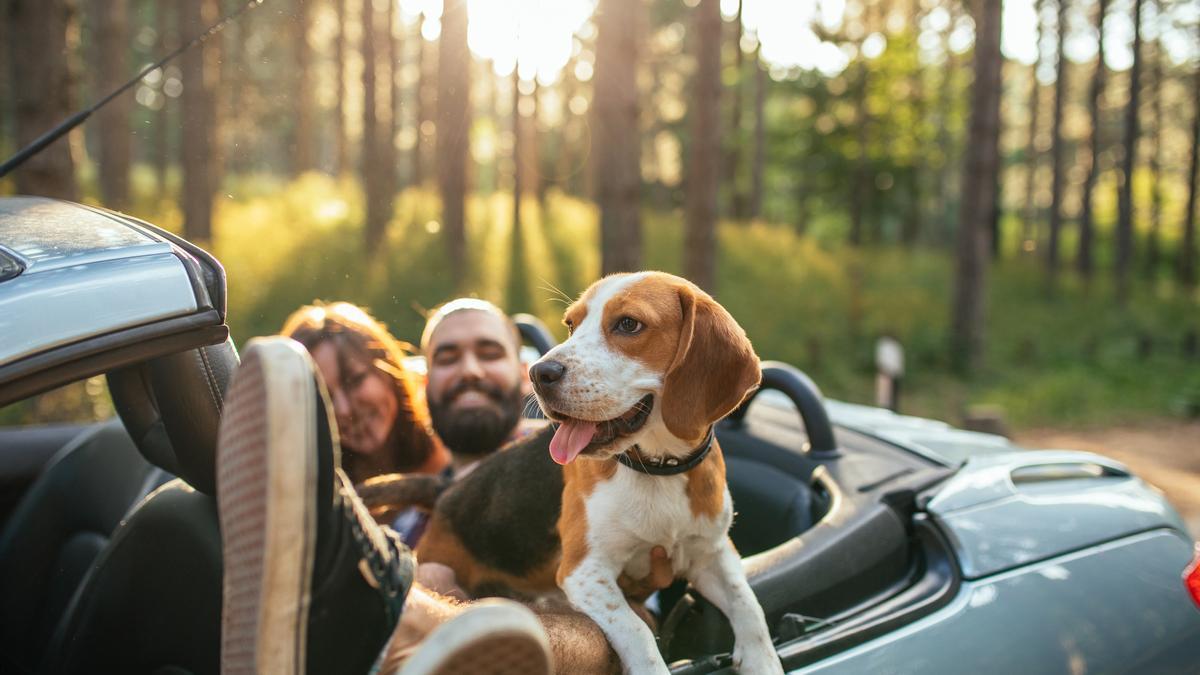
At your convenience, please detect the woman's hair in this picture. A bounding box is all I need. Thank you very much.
[281,302,438,481]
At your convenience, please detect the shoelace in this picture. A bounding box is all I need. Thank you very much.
[346,495,412,625]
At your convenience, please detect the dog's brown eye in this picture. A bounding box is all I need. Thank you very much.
[614,317,643,335]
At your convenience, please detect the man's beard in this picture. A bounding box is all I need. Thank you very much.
[428,379,524,460]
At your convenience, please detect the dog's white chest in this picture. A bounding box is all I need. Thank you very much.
[583,467,732,577]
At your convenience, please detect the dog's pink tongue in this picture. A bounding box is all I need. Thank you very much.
[550,420,598,465]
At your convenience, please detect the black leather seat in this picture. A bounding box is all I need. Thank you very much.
[726,456,815,555]
[717,424,819,556]
[42,340,237,675]
[0,420,167,674]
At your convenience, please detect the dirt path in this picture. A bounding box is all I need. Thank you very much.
[1017,421,1200,540]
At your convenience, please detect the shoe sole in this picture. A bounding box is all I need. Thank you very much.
[398,600,553,675]
[218,337,318,675]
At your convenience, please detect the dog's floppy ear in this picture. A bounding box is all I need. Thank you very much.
[661,283,761,441]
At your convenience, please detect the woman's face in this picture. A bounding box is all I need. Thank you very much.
[310,340,399,457]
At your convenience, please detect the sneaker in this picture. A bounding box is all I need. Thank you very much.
[217,336,414,675]
[396,599,553,675]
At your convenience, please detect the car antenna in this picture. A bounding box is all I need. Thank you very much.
[0,0,265,180]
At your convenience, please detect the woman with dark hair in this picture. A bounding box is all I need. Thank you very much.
[281,302,448,483]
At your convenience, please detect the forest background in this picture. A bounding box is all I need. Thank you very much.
[2,0,1199,435]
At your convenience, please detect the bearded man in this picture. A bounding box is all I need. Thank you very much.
[421,298,538,477]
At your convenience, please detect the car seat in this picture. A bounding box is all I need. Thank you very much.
[41,339,237,675]
[0,420,167,674]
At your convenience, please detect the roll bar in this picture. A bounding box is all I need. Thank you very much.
[729,360,841,459]
[512,313,557,355]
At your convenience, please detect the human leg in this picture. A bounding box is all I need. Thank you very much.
[217,337,411,674]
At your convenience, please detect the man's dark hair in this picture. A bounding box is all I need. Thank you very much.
[420,297,520,354]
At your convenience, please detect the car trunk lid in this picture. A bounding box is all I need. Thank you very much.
[922,450,1191,579]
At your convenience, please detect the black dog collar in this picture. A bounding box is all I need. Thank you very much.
[616,427,715,476]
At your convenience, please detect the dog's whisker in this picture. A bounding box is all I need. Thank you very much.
[537,286,572,308]
[537,277,573,305]
[521,394,542,419]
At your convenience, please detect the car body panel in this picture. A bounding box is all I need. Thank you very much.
[0,253,198,366]
[0,196,227,407]
[826,399,1014,466]
[926,450,1189,578]
[799,529,1200,674]
[0,196,164,272]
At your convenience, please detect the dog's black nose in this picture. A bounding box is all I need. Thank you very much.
[531,360,566,387]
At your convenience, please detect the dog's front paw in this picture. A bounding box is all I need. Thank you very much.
[732,643,784,675]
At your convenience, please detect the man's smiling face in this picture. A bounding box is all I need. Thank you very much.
[425,309,525,458]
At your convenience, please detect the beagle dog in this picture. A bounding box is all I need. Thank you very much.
[528,271,783,675]
[366,272,782,674]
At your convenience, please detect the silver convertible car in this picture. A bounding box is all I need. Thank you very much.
[1,195,1198,674]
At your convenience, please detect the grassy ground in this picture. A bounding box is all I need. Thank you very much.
[4,173,1199,431]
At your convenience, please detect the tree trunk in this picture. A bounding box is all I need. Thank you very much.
[1145,23,1162,277]
[412,15,428,187]
[725,0,744,220]
[292,0,314,174]
[386,0,400,188]
[509,69,527,312]
[384,0,398,194]
[1041,0,1070,285]
[7,0,77,200]
[931,5,960,241]
[179,0,218,243]
[950,0,1003,374]
[480,60,499,194]
[750,42,765,221]
[1045,0,1069,289]
[512,70,523,234]
[437,0,470,287]
[990,167,1003,260]
[935,11,958,241]
[1021,0,1046,252]
[533,82,549,208]
[592,0,642,275]
[90,0,131,210]
[334,0,347,175]
[1077,0,1108,278]
[849,55,870,246]
[684,0,721,292]
[222,0,246,175]
[903,0,927,247]
[515,78,540,205]
[849,1,880,248]
[557,55,579,197]
[1180,40,1200,288]
[361,0,386,248]
[154,0,172,194]
[1115,0,1143,302]
[0,9,8,155]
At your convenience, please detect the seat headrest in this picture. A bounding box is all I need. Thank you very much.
[107,338,239,495]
